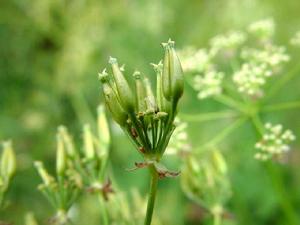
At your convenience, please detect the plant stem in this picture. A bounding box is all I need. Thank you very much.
[213,212,221,225]
[98,194,109,225]
[262,101,300,112]
[214,94,246,112]
[179,110,238,122]
[144,165,159,225]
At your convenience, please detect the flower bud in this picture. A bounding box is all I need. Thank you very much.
[212,150,227,175]
[34,161,53,186]
[1,141,17,181]
[83,124,95,159]
[133,71,147,114]
[99,69,128,126]
[56,133,67,176]
[109,57,135,112]
[58,126,76,158]
[143,77,157,114]
[162,39,184,103]
[97,105,111,149]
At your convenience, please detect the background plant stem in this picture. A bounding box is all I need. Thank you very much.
[144,165,159,225]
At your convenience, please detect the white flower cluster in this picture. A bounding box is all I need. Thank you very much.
[194,70,224,99]
[255,123,296,161]
[248,18,275,40]
[241,45,290,67]
[166,118,190,155]
[210,31,246,55]
[233,63,270,96]
[178,47,211,73]
[290,31,300,47]
[233,45,289,96]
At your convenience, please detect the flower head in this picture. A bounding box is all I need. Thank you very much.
[255,123,296,161]
[290,31,300,47]
[99,40,184,160]
[248,18,275,41]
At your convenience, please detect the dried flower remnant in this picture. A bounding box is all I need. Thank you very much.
[290,31,300,47]
[255,123,296,161]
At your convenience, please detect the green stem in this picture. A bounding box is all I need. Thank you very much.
[179,111,238,122]
[265,63,300,102]
[213,213,221,225]
[202,117,246,149]
[262,101,300,112]
[144,165,159,225]
[98,194,109,225]
[214,94,246,112]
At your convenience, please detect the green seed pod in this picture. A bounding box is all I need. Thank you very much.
[169,43,184,102]
[99,69,128,126]
[109,57,135,113]
[162,39,184,103]
[56,133,67,176]
[133,71,147,114]
[212,150,227,175]
[97,104,111,149]
[34,161,53,186]
[143,77,157,114]
[83,124,95,159]
[58,126,77,158]
[162,45,172,101]
[1,141,17,181]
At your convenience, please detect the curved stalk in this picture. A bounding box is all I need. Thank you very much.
[144,165,159,225]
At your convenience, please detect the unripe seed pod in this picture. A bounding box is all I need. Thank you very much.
[1,141,17,181]
[133,71,147,113]
[212,150,227,175]
[169,44,184,102]
[162,39,184,103]
[109,57,135,113]
[58,126,76,158]
[99,70,128,126]
[97,105,111,149]
[83,124,95,159]
[56,133,67,175]
[144,77,157,114]
[162,45,172,101]
[34,161,53,186]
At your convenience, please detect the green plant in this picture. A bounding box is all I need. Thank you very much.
[99,39,184,225]
[0,141,16,210]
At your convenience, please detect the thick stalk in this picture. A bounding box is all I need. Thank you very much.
[144,165,159,225]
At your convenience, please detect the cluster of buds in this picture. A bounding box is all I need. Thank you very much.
[34,105,112,224]
[99,39,184,170]
[290,31,300,47]
[254,123,296,161]
[0,141,17,208]
[181,150,231,218]
[247,18,275,42]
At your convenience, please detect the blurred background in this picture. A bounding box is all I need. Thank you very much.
[1,0,300,224]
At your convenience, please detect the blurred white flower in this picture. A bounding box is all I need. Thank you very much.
[178,47,211,73]
[241,44,290,68]
[255,123,296,161]
[194,70,224,99]
[290,31,300,47]
[233,63,269,96]
[210,30,246,56]
[248,18,275,41]
[166,118,190,155]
